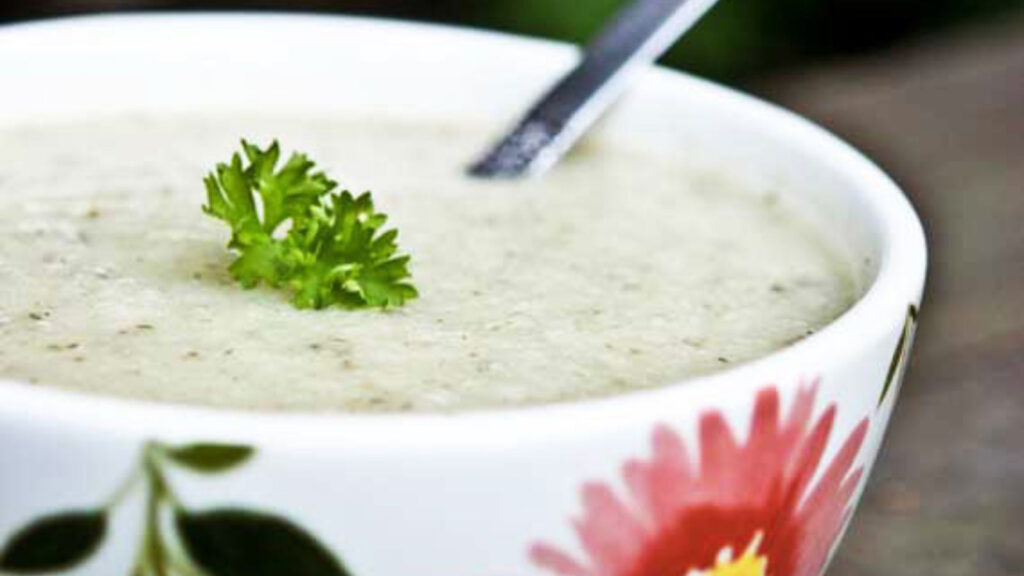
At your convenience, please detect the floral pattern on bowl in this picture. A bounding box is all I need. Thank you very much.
[0,442,350,576]
[531,380,869,576]
[1,377,896,576]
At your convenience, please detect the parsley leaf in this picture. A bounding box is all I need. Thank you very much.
[203,140,417,310]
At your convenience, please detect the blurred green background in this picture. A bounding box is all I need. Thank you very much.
[2,0,1023,80]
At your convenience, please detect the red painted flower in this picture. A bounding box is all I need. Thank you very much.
[532,380,869,576]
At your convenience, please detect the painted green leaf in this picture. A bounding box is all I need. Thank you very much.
[166,444,254,473]
[0,510,106,573]
[176,509,350,576]
[878,304,919,407]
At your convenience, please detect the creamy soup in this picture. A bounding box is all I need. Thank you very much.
[0,116,861,412]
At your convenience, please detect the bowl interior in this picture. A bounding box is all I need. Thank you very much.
[0,14,925,441]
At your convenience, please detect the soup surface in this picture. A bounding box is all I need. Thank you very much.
[0,116,861,412]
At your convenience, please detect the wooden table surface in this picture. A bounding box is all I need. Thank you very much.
[755,14,1024,576]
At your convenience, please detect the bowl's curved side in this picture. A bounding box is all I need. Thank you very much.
[0,14,925,576]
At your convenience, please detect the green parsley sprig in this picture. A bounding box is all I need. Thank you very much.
[202,140,417,310]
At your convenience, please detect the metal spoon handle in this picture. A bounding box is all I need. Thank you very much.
[468,0,720,178]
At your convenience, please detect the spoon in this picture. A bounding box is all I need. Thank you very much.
[468,0,721,179]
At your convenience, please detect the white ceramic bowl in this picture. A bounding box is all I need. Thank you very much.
[0,14,925,576]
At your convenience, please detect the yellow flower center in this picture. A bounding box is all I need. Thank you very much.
[685,532,767,576]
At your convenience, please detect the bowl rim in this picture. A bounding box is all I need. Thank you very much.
[0,12,927,447]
